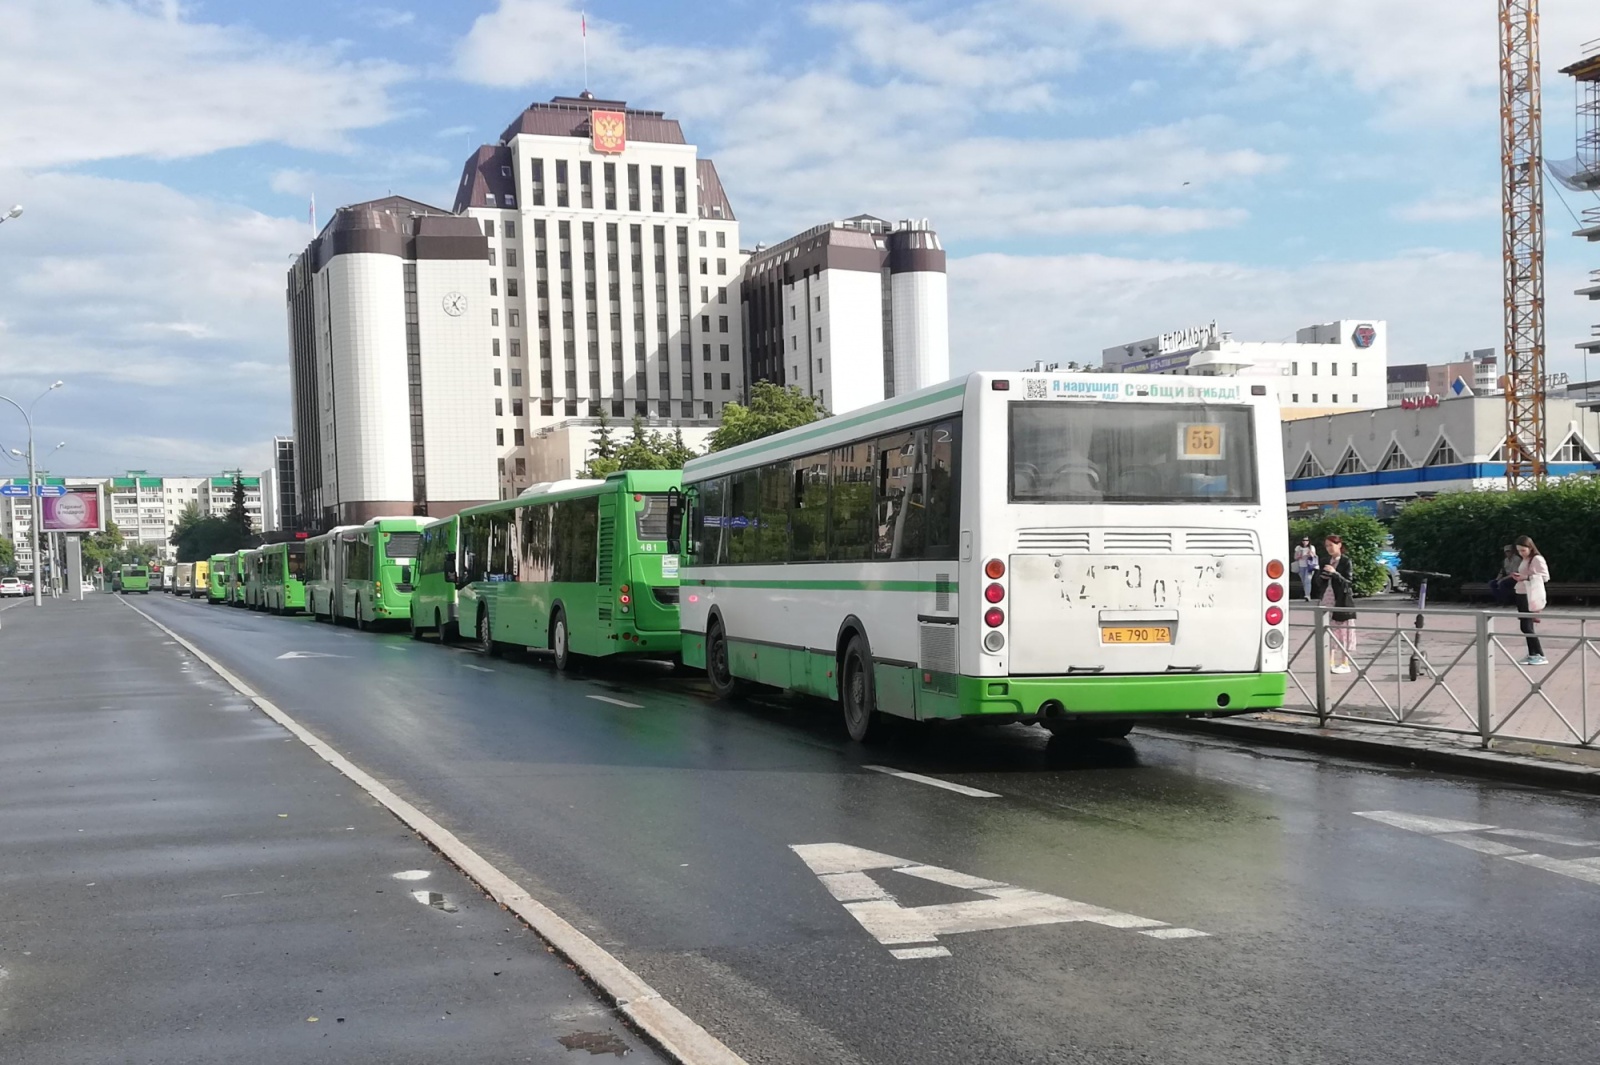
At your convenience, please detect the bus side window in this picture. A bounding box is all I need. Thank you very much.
[790,453,829,562]
[924,419,960,560]
[692,478,725,563]
[756,463,792,563]
[829,443,874,561]
[726,469,759,564]
[874,429,924,560]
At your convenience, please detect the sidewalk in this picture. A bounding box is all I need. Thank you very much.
[1161,710,1600,794]
[0,595,666,1064]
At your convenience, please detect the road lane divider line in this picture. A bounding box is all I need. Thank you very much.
[119,596,751,1065]
[588,695,645,709]
[462,663,494,673]
[861,765,1000,799]
[1357,809,1600,889]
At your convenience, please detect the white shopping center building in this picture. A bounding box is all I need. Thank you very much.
[1101,320,1389,419]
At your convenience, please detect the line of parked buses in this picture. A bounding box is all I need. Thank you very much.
[140,371,1294,741]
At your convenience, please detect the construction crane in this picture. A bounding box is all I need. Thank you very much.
[1500,0,1547,488]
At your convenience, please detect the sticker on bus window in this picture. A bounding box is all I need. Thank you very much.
[662,555,679,578]
[1179,424,1225,460]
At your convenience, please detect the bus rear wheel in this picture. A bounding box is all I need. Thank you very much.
[551,608,574,672]
[706,623,744,701]
[841,633,885,744]
[438,611,454,645]
[476,608,500,657]
[409,612,425,640]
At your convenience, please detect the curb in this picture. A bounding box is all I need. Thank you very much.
[1156,715,1600,795]
[120,597,749,1065]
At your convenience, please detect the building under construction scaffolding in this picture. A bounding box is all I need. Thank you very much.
[1555,41,1600,385]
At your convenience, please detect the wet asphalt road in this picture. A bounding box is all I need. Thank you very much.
[127,593,1600,1065]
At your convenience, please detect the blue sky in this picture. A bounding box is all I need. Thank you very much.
[0,0,1596,477]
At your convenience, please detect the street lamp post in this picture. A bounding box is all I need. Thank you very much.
[0,205,21,226]
[1,381,65,606]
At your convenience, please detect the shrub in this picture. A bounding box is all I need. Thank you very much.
[1288,513,1389,597]
[1389,476,1600,592]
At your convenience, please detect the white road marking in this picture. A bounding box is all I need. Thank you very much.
[1359,809,1600,891]
[860,765,1000,799]
[392,870,431,881]
[275,651,347,660]
[118,596,751,1065]
[791,843,1204,959]
[462,664,494,673]
[588,695,645,709]
[1140,927,1209,940]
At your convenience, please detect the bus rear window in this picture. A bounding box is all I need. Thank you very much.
[634,494,672,541]
[384,532,422,559]
[1009,402,1258,504]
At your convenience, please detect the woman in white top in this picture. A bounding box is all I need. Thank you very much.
[1512,534,1550,666]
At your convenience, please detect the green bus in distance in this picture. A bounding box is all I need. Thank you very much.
[118,565,150,594]
[455,471,682,670]
[260,540,308,615]
[206,554,230,603]
[411,515,460,641]
[242,549,266,609]
[228,549,251,606]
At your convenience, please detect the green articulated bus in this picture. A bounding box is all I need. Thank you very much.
[304,526,357,622]
[260,540,308,615]
[455,471,682,670]
[207,553,230,603]
[191,560,210,599]
[118,565,150,594]
[227,549,251,606]
[411,515,460,641]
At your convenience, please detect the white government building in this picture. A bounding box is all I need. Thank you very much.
[1101,320,1389,419]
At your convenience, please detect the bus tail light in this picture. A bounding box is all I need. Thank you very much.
[1265,606,1284,626]
[984,583,1005,603]
[1265,583,1284,602]
[983,631,1005,652]
[375,582,382,595]
[984,559,1005,579]
[1265,629,1285,649]
[1266,559,1285,579]
[984,607,1005,628]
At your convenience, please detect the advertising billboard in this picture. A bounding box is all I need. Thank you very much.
[41,485,105,533]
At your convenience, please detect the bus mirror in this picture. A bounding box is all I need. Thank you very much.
[666,488,683,555]
[444,552,458,585]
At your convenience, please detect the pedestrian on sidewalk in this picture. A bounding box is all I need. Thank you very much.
[1512,535,1549,666]
[1312,534,1357,674]
[1293,537,1318,600]
[1489,544,1519,606]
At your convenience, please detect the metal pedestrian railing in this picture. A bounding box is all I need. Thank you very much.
[1281,604,1600,748]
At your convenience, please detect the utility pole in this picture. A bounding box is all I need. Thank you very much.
[1500,0,1547,489]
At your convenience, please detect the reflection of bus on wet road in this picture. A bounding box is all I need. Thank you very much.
[675,371,1289,742]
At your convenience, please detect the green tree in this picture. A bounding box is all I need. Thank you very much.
[170,515,251,563]
[708,382,827,452]
[592,409,618,463]
[81,522,126,575]
[225,476,251,540]
[580,418,701,478]
[0,537,14,575]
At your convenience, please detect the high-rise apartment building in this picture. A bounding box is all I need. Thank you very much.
[452,94,746,495]
[261,436,297,532]
[287,196,499,529]
[741,215,948,415]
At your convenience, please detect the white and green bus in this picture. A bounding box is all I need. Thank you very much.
[673,371,1289,742]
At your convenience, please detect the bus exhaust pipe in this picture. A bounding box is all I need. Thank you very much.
[1039,700,1065,719]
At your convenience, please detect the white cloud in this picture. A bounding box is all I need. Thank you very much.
[454,1,1279,241]
[0,168,305,473]
[270,168,317,196]
[0,0,408,169]
[364,6,417,29]
[436,124,476,139]
[1030,0,1596,122]
[949,246,1597,378]
[1392,194,1500,223]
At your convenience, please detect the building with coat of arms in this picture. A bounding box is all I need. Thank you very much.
[1100,319,1389,420]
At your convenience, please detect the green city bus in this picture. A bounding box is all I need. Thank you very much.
[411,515,460,641]
[207,553,230,603]
[242,549,266,610]
[118,565,150,594]
[334,517,426,629]
[260,540,308,615]
[304,525,358,622]
[456,471,682,670]
[191,560,210,599]
[226,549,251,606]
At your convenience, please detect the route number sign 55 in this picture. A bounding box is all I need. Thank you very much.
[1180,424,1224,460]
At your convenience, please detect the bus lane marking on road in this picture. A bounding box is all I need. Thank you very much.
[462,664,494,673]
[791,843,1209,959]
[276,651,347,660]
[120,596,752,1065]
[1357,810,1600,887]
[589,695,645,708]
[860,766,1000,799]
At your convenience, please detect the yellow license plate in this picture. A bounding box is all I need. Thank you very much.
[1101,626,1173,645]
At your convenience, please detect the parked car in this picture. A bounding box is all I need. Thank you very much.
[1378,544,1403,593]
[0,577,24,598]
[81,580,96,595]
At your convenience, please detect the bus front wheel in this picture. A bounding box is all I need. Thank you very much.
[551,608,574,671]
[476,608,500,657]
[841,634,885,744]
